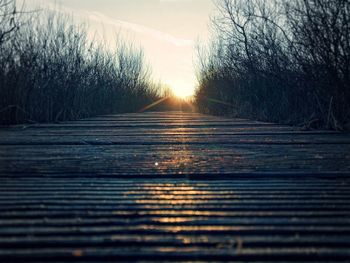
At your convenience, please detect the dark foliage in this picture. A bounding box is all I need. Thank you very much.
[0,2,162,124]
[195,0,350,130]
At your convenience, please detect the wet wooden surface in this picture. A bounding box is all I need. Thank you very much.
[0,111,350,262]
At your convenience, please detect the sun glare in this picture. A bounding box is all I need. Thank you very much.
[171,85,195,99]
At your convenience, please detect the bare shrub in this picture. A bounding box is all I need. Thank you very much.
[0,0,19,45]
[195,0,350,130]
[0,7,162,124]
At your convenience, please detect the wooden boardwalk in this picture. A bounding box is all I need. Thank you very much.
[0,111,350,262]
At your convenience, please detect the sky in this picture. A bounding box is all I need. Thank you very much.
[22,0,216,97]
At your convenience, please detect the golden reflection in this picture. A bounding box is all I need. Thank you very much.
[137,225,246,232]
[139,210,226,216]
[151,113,195,175]
[121,181,243,240]
[136,199,208,205]
[129,184,213,205]
[156,217,194,223]
[117,113,243,250]
[177,235,210,245]
[119,181,244,253]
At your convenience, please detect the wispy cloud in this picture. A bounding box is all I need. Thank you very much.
[21,0,194,48]
[85,11,194,48]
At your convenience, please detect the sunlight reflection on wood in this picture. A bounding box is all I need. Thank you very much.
[151,116,195,174]
[1,112,350,261]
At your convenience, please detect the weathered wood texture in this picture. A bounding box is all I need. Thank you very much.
[1,112,350,176]
[0,111,350,262]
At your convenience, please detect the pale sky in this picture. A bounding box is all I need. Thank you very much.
[22,0,215,97]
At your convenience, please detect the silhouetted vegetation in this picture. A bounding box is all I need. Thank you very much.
[195,0,350,130]
[0,0,162,125]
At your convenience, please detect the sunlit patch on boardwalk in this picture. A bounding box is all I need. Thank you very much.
[0,178,350,261]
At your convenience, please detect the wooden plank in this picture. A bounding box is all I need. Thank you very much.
[1,143,349,175]
[1,134,350,145]
[0,111,350,261]
[0,178,349,262]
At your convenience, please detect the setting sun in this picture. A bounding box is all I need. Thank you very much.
[172,86,195,99]
[168,79,196,99]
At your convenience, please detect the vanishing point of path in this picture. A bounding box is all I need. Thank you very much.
[0,111,350,262]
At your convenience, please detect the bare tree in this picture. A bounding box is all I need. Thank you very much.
[0,10,163,124]
[195,0,350,129]
[0,0,19,44]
